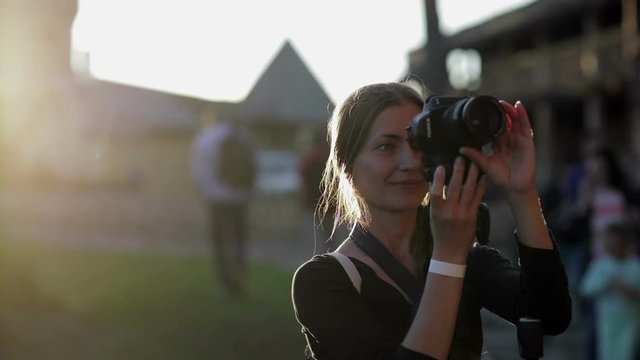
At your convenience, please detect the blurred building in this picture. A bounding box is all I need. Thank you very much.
[0,0,78,185]
[0,0,332,238]
[410,0,640,187]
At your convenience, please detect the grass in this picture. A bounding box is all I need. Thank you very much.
[0,239,305,360]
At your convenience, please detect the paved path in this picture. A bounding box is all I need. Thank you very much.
[0,186,587,359]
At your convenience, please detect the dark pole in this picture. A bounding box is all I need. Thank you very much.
[423,0,449,95]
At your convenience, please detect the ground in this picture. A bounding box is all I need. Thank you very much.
[0,185,586,359]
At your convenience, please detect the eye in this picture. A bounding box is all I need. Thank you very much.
[376,143,396,152]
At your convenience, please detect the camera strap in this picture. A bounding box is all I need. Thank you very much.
[349,202,490,306]
[349,226,423,305]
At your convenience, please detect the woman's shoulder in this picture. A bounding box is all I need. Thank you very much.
[292,254,348,291]
[292,254,361,309]
[293,254,337,277]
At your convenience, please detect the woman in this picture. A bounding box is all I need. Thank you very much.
[291,82,571,360]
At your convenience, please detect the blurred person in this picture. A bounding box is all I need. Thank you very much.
[559,145,636,360]
[291,81,571,359]
[191,118,257,296]
[580,222,640,360]
[581,148,635,259]
[550,134,604,292]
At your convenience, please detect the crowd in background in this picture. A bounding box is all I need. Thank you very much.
[542,133,640,360]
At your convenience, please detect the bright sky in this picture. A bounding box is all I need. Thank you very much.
[72,0,534,104]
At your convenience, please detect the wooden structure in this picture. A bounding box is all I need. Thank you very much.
[410,0,640,186]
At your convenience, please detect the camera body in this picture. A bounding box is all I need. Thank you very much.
[407,95,506,182]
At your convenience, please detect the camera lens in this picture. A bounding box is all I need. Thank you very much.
[462,96,505,142]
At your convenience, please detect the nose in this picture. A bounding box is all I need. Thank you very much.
[399,143,422,171]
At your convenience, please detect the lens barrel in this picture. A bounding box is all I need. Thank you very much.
[459,96,505,144]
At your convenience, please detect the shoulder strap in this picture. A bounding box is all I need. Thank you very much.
[327,252,362,294]
[350,226,423,304]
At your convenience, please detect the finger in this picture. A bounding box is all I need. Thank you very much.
[460,162,480,205]
[446,156,466,203]
[501,101,525,140]
[473,174,488,205]
[499,100,518,123]
[429,165,446,203]
[459,147,489,174]
[504,113,513,132]
[515,101,533,138]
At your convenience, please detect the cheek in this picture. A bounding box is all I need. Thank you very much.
[352,157,390,181]
[351,162,384,193]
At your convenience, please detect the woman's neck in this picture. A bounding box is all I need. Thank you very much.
[365,208,418,258]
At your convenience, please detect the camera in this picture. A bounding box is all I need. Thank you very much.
[407,95,507,182]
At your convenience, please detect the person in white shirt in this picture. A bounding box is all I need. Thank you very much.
[192,119,257,296]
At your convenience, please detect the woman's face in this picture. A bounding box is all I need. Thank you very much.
[350,101,427,214]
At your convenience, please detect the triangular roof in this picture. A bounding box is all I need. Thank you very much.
[239,40,334,124]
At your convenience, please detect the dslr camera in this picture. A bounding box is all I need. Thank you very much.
[407,95,507,246]
[407,95,507,182]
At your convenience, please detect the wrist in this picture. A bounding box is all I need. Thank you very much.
[431,247,469,265]
[428,259,467,278]
[510,194,547,230]
[505,188,540,209]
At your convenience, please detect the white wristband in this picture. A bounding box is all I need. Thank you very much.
[428,259,466,278]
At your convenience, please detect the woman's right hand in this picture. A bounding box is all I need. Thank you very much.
[429,156,487,263]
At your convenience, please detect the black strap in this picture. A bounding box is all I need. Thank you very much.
[350,226,423,304]
[350,203,489,305]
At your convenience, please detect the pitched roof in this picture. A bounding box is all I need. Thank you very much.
[238,40,334,124]
[74,79,235,135]
[74,40,333,135]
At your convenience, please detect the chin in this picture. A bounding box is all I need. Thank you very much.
[397,194,426,207]
[389,199,424,212]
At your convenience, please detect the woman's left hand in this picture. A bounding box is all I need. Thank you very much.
[459,100,536,197]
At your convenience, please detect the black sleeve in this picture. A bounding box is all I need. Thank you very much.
[291,255,435,360]
[515,231,572,335]
[472,231,571,335]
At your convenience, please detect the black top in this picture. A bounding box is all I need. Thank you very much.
[291,234,571,360]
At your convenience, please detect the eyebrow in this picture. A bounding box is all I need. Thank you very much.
[372,134,405,142]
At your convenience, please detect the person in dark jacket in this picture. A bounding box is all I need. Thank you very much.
[291,81,571,360]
